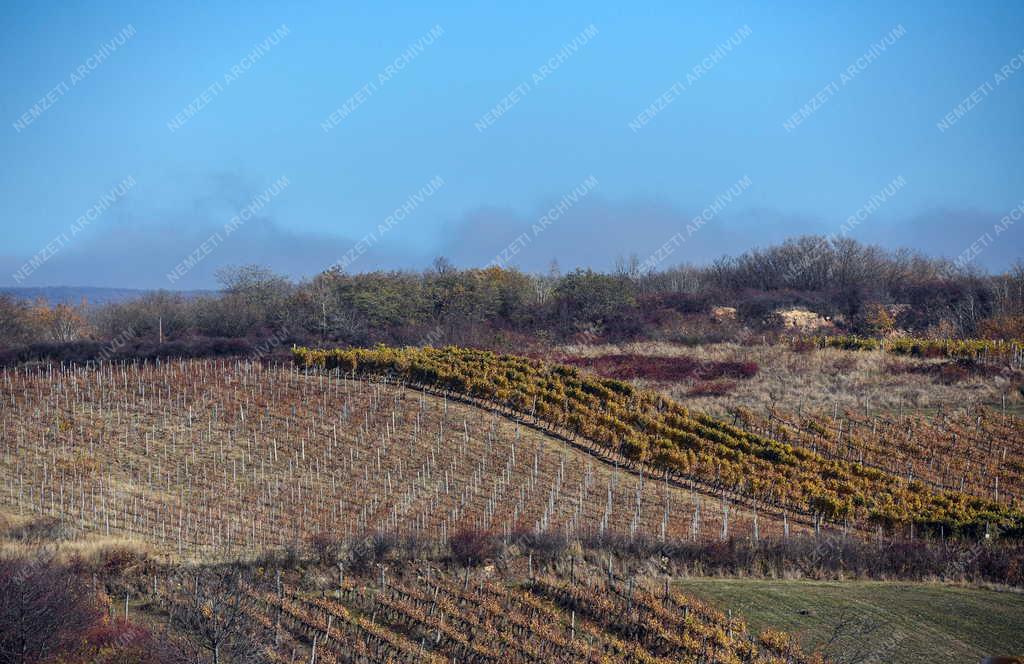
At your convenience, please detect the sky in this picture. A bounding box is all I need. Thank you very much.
[1,0,1022,289]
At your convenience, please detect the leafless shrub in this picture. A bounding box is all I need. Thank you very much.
[345,532,400,574]
[3,516,69,543]
[308,532,343,565]
[449,529,500,566]
[515,530,571,562]
[0,554,99,664]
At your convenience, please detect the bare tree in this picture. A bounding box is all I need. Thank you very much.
[169,568,262,664]
[0,554,100,664]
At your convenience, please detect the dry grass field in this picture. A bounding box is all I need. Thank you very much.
[556,341,1024,416]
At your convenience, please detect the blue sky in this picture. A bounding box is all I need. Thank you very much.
[1,0,1022,288]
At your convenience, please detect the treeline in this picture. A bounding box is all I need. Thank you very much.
[2,237,1022,357]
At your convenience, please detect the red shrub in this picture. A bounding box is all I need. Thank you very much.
[561,354,758,382]
[84,620,179,663]
[687,380,737,397]
[791,337,818,353]
[884,358,1012,384]
[697,360,759,380]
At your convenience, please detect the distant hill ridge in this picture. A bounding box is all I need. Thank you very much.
[0,286,211,306]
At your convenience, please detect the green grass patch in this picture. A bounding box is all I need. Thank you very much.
[676,578,1024,663]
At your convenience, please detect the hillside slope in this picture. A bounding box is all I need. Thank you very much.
[0,359,788,560]
[293,346,1024,538]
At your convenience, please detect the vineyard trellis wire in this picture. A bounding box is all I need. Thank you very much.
[293,345,1024,539]
[0,357,793,560]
